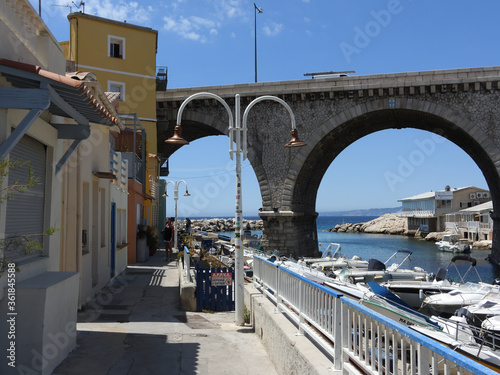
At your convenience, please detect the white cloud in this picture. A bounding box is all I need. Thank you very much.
[163,15,222,43]
[263,23,284,37]
[79,0,154,24]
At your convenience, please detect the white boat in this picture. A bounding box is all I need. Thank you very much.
[421,282,500,318]
[361,281,442,329]
[456,290,500,334]
[381,255,480,309]
[435,233,471,253]
[298,242,368,273]
[411,315,500,372]
[336,249,431,284]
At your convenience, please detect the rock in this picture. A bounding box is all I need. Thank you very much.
[360,214,407,235]
[326,213,407,236]
[473,240,492,249]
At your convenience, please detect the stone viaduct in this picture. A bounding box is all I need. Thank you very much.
[156,66,500,263]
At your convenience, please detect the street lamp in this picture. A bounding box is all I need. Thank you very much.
[164,180,190,252]
[254,3,263,83]
[165,92,306,326]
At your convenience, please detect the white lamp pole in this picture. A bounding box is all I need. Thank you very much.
[254,3,263,83]
[165,180,190,252]
[166,92,306,326]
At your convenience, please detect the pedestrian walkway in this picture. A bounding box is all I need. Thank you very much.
[53,249,277,375]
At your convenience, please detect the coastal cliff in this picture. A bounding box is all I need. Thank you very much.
[325,213,408,235]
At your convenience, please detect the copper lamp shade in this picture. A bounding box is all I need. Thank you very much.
[284,129,307,148]
[165,125,189,145]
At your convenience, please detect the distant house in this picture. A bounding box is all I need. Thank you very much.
[444,201,493,242]
[397,186,490,234]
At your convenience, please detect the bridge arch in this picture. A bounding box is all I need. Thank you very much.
[277,97,500,257]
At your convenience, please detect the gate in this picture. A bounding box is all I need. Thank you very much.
[196,265,235,312]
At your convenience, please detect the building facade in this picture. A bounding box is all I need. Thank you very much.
[397,186,490,234]
[445,201,493,242]
[0,1,128,373]
[62,13,160,263]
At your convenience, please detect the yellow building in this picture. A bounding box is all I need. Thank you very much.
[62,13,160,262]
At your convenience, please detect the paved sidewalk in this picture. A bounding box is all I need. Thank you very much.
[53,250,277,375]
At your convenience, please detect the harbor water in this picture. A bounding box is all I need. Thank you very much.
[215,215,500,285]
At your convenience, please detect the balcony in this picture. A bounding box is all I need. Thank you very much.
[122,152,145,184]
[397,209,435,218]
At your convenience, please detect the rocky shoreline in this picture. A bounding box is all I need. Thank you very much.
[326,213,492,249]
[184,214,491,249]
[326,213,407,235]
[187,218,263,233]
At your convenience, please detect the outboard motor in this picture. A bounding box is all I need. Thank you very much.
[368,258,386,271]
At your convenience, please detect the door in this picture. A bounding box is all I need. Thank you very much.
[110,202,116,277]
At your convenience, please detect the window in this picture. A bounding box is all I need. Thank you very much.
[436,200,451,209]
[108,81,125,101]
[5,135,46,261]
[108,35,125,59]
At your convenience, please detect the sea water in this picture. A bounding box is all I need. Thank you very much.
[211,215,500,284]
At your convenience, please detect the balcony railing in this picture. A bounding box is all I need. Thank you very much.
[253,255,494,375]
[122,152,144,184]
[397,210,435,218]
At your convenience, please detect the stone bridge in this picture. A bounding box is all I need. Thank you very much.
[157,66,500,263]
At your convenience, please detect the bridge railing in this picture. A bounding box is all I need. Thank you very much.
[252,255,496,375]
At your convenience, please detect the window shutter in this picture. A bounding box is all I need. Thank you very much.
[5,135,46,261]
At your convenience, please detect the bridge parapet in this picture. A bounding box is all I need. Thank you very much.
[158,66,500,103]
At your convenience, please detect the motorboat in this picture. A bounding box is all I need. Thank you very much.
[411,315,500,372]
[381,255,480,309]
[420,255,500,317]
[298,243,368,272]
[435,233,471,253]
[421,282,500,318]
[456,290,500,334]
[360,281,441,329]
[336,250,431,284]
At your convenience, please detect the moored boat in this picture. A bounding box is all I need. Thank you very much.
[336,249,430,284]
[435,233,471,253]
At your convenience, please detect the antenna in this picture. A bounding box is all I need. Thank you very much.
[52,3,72,12]
[72,1,85,13]
[51,1,85,13]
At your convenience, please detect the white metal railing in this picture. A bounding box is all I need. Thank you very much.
[397,210,435,218]
[184,246,191,283]
[252,255,497,375]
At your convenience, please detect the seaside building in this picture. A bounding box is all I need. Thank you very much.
[0,1,128,372]
[61,12,161,263]
[444,200,493,242]
[397,186,490,235]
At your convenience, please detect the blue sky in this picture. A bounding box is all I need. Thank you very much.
[32,0,498,217]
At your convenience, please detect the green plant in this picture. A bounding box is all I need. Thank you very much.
[146,225,158,250]
[244,305,251,324]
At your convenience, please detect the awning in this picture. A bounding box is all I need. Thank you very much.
[0,59,118,174]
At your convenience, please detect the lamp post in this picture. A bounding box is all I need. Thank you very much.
[165,92,306,325]
[164,180,190,252]
[254,3,263,83]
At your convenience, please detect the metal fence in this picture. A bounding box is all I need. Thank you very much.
[252,255,497,375]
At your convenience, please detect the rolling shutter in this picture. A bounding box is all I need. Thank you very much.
[5,135,46,261]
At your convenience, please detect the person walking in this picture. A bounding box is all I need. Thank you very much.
[162,218,173,261]
[185,217,192,235]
